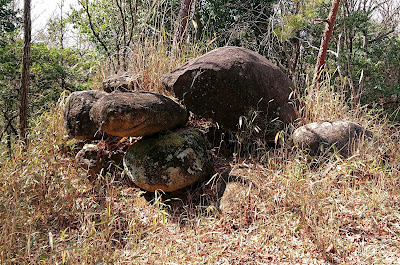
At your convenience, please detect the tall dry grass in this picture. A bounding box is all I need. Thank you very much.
[1,43,400,265]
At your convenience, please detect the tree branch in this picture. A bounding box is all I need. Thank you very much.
[367,27,395,44]
[79,0,111,59]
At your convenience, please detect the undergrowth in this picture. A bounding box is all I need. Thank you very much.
[1,47,400,264]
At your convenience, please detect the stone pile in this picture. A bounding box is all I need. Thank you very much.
[64,46,372,194]
[64,89,212,192]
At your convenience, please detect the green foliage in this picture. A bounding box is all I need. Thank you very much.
[68,0,180,70]
[332,8,400,110]
[0,37,98,136]
[198,0,276,49]
[273,0,328,41]
[29,43,98,114]
[0,0,20,37]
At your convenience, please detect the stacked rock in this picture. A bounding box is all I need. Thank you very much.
[64,89,213,192]
[64,46,371,194]
[64,46,301,192]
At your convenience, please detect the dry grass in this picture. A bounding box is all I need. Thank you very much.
[1,46,400,265]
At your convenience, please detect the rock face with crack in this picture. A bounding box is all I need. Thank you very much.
[123,128,214,192]
[90,91,189,137]
[64,90,108,140]
[162,46,297,140]
[293,120,373,156]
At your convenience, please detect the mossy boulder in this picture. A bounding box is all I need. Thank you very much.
[123,128,214,192]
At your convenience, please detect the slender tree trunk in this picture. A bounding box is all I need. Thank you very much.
[313,0,341,85]
[173,0,193,53]
[193,0,202,42]
[60,0,66,91]
[343,4,355,104]
[290,1,301,81]
[20,0,31,143]
[290,40,301,79]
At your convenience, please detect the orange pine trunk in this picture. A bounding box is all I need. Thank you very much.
[313,0,341,85]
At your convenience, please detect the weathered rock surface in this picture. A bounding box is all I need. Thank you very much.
[293,120,373,156]
[162,46,297,138]
[64,90,108,140]
[123,128,214,192]
[75,144,107,176]
[219,181,249,214]
[90,91,189,137]
[75,143,125,177]
[102,72,137,92]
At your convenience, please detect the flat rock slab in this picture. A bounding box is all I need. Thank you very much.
[293,120,373,156]
[162,46,297,139]
[90,91,189,137]
[123,128,214,192]
[64,90,108,140]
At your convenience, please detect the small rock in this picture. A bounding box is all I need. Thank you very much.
[123,128,214,192]
[75,143,124,178]
[64,90,108,140]
[293,120,372,156]
[102,72,137,92]
[219,181,249,214]
[90,91,189,137]
[75,144,107,177]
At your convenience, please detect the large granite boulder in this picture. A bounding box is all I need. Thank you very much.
[123,128,214,192]
[64,90,108,140]
[293,120,373,156]
[90,91,189,137]
[162,46,297,139]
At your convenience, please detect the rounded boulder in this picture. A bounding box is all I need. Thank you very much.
[293,120,373,156]
[90,91,189,137]
[123,128,214,192]
[162,46,297,139]
[63,90,108,140]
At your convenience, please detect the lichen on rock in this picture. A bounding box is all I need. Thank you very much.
[123,128,214,192]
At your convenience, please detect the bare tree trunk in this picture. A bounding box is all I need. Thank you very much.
[290,1,301,81]
[343,3,356,104]
[79,0,117,72]
[173,0,193,53]
[193,0,202,42]
[60,0,66,91]
[20,0,31,144]
[290,40,301,79]
[313,0,341,86]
